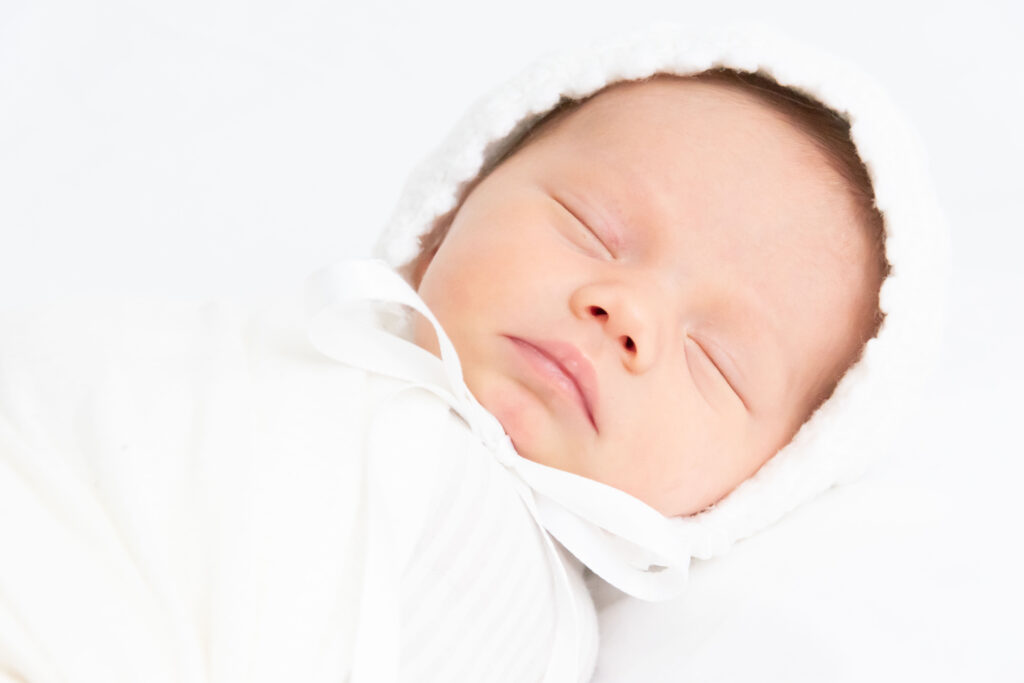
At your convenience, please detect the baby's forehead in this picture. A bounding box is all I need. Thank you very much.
[528,80,840,200]
[546,75,795,141]
[520,74,870,242]
[521,79,839,202]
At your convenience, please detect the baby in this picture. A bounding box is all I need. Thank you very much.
[407,69,887,519]
[0,24,943,683]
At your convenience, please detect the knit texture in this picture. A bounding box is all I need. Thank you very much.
[373,22,950,559]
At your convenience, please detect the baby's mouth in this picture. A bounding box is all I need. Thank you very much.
[505,336,599,432]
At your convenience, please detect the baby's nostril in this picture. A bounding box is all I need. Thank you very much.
[589,306,607,318]
[623,336,635,352]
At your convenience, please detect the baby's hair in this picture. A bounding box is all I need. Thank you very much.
[408,68,891,419]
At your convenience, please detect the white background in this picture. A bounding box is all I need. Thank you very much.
[1,0,1022,680]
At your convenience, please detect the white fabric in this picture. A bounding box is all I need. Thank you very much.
[0,19,953,683]
[0,291,597,682]
[374,21,950,567]
[308,259,694,601]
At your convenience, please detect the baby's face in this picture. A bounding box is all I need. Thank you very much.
[414,77,880,516]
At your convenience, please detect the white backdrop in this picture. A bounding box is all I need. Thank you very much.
[2,0,1022,680]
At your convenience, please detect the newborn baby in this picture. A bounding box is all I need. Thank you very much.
[0,24,945,683]
[408,71,886,518]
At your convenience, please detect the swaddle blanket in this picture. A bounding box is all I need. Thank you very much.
[0,268,598,682]
[0,19,949,683]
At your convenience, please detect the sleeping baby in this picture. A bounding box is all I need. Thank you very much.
[407,69,886,519]
[0,24,945,683]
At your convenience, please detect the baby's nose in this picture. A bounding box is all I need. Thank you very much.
[586,305,637,354]
[573,287,657,374]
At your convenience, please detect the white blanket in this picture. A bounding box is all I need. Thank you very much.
[0,292,596,682]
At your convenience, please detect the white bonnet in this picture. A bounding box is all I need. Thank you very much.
[372,22,950,559]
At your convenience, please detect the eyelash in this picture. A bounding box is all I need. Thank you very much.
[555,198,614,258]
[687,337,746,409]
[687,337,720,379]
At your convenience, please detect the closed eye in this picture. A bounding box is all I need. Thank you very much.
[686,337,749,412]
[553,197,614,258]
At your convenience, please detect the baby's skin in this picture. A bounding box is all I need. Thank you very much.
[412,76,882,517]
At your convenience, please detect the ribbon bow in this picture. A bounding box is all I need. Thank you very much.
[306,259,694,602]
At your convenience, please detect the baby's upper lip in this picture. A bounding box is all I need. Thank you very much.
[512,336,600,431]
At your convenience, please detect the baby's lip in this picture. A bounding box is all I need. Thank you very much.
[507,336,600,432]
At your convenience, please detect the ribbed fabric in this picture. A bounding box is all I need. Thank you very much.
[397,409,562,681]
[0,294,598,682]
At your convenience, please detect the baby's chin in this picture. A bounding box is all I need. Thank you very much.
[470,371,578,471]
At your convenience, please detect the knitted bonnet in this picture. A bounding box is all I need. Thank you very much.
[371,23,949,561]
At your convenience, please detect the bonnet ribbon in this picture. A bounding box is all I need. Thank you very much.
[306,259,695,602]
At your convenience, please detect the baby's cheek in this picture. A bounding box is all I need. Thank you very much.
[471,369,579,472]
[618,396,718,500]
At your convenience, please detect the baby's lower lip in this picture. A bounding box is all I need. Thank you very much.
[507,337,595,430]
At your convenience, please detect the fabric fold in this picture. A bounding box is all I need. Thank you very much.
[305,258,697,601]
